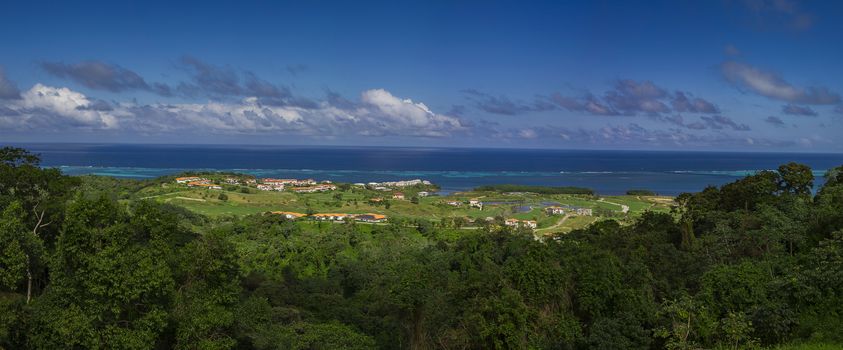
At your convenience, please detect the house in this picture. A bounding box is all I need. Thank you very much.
[176,176,202,184]
[523,220,537,229]
[354,213,387,223]
[573,208,593,216]
[393,192,405,200]
[271,211,306,220]
[256,184,273,191]
[417,191,430,197]
[469,199,483,210]
[246,179,257,184]
[311,213,351,221]
[505,218,520,227]
[446,201,462,207]
[545,206,565,215]
[224,177,240,185]
[186,180,211,187]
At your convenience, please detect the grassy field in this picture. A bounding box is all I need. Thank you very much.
[148,184,676,234]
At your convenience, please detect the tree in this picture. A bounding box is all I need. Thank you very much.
[29,196,175,349]
[218,193,229,201]
[777,162,813,196]
[0,147,78,303]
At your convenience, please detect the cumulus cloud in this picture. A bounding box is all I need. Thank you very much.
[41,61,172,96]
[0,83,463,138]
[461,89,555,115]
[781,104,817,116]
[550,80,719,118]
[603,80,670,115]
[0,68,21,100]
[720,61,840,105]
[0,84,122,130]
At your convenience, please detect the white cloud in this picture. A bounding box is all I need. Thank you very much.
[720,61,840,105]
[0,84,464,138]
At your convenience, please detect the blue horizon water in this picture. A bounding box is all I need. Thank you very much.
[10,143,843,196]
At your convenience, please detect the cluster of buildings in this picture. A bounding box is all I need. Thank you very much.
[544,206,593,216]
[270,211,387,223]
[505,218,537,229]
[291,184,337,193]
[359,179,433,191]
[175,177,222,190]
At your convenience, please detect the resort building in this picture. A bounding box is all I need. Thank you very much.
[271,211,306,220]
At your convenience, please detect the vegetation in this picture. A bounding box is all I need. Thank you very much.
[2,147,843,349]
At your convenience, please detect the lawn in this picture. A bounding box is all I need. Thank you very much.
[152,184,676,236]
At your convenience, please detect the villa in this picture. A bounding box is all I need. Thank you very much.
[271,211,306,220]
[354,213,387,223]
[545,206,566,215]
[292,184,336,193]
[311,213,352,221]
[469,199,483,210]
[573,208,593,216]
[505,218,538,229]
[176,176,202,184]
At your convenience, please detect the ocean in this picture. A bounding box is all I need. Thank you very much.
[11,143,843,195]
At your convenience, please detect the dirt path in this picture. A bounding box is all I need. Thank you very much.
[139,190,189,200]
[168,196,207,202]
[599,198,629,214]
[536,214,571,233]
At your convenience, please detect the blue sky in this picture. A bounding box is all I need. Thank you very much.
[1,0,842,151]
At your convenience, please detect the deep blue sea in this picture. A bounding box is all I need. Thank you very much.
[10,143,843,195]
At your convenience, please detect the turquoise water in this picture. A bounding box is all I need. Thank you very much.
[10,143,841,195]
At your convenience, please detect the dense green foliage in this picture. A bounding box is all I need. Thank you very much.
[2,148,843,349]
[474,184,594,195]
